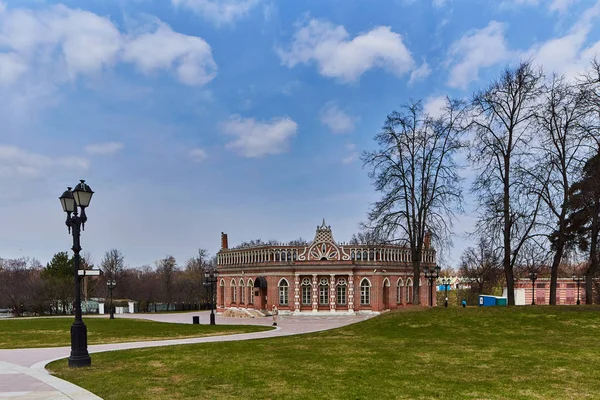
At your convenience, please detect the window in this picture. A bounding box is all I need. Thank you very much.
[337,278,347,305]
[319,278,329,305]
[248,280,254,304]
[360,279,371,305]
[337,285,347,305]
[232,286,237,303]
[301,278,312,305]
[397,279,404,303]
[302,286,311,305]
[279,279,289,306]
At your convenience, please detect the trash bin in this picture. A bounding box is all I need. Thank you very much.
[192,316,200,324]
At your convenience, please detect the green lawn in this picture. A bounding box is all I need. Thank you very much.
[48,306,600,400]
[0,317,271,349]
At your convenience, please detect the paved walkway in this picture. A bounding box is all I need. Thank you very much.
[0,311,374,399]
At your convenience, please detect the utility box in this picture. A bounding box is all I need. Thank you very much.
[495,297,507,306]
[479,295,497,307]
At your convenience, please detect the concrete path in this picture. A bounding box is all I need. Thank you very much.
[0,311,374,399]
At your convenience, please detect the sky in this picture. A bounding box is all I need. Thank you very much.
[1,0,599,269]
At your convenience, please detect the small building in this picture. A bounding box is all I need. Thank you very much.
[216,220,438,314]
[512,278,586,305]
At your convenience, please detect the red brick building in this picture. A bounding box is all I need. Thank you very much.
[515,278,586,305]
[216,220,437,314]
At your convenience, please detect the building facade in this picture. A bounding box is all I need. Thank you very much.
[515,278,587,305]
[216,220,437,314]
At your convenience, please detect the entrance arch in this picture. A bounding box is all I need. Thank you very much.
[382,278,390,310]
[253,276,268,311]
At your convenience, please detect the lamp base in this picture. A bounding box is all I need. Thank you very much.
[68,321,91,368]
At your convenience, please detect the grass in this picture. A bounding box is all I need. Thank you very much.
[48,306,600,399]
[0,317,271,349]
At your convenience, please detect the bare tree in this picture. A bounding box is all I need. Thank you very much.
[100,249,125,298]
[468,61,545,305]
[156,255,178,309]
[527,74,590,304]
[0,258,46,316]
[363,97,468,304]
[288,238,310,246]
[458,236,504,298]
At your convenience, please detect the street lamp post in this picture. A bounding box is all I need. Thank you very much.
[529,272,537,305]
[423,265,441,307]
[573,274,584,305]
[107,279,116,319]
[442,277,451,308]
[203,270,217,325]
[59,180,94,368]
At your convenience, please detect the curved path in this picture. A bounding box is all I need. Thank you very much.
[0,311,374,399]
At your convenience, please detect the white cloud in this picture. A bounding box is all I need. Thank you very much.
[320,102,356,134]
[423,95,448,119]
[171,0,262,26]
[189,147,208,162]
[342,143,359,164]
[123,22,217,86]
[277,18,415,83]
[0,53,27,84]
[408,61,431,85]
[0,3,217,87]
[84,142,124,155]
[220,115,298,158]
[523,1,600,79]
[445,21,512,89]
[502,0,579,13]
[432,0,447,7]
[0,145,88,179]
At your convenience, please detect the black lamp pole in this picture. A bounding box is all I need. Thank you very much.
[529,272,537,305]
[442,277,450,308]
[59,180,94,368]
[423,265,441,307]
[204,270,217,325]
[573,274,584,305]
[107,280,116,319]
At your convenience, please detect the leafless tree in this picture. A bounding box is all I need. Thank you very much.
[468,61,545,305]
[0,258,46,316]
[100,249,125,298]
[156,255,178,308]
[526,74,591,304]
[458,236,504,297]
[363,97,468,304]
[288,238,310,246]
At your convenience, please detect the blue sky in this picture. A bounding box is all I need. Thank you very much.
[1,0,599,268]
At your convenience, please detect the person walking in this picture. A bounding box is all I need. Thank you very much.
[272,305,279,326]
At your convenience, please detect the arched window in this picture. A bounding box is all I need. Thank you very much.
[279,279,289,306]
[360,278,371,305]
[239,279,245,304]
[301,278,312,305]
[337,278,347,305]
[247,279,254,304]
[319,277,329,305]
[406,278,413,304]
[231,279,237,303]
[397,278,404,303]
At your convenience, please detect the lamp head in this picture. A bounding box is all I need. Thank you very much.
[59,187,76,213]
[73,180,94,208]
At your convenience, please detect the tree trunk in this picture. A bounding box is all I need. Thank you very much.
[412,256,421,305]
[585,198,599,304]
[549,236,564,305]
[504,155,515,306]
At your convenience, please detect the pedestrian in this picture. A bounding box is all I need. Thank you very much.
[461,299,466,308]
[272,305,278,326]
